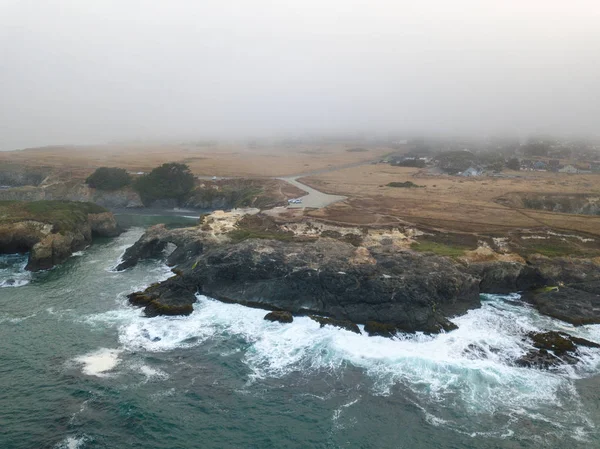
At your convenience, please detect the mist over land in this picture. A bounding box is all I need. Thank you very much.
[1,0,600,151]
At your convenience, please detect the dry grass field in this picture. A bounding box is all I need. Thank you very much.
[300,165,600,236]
[4,142,600,239]
[0,142,390,178]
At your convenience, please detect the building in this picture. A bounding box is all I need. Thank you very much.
[559,164,578,174]
[533,161,547,170]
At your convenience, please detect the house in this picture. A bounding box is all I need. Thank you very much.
[533,161,547,170]
[559,164,578,174]
[521,159,534,170]
[575,164,592,174]
[459,167,482,177]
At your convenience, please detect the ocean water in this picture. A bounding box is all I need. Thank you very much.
[1,216,600,448]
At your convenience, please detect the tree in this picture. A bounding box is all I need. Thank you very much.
[134,162,195,205]
[507,158,520,171]
[86,167,131,190]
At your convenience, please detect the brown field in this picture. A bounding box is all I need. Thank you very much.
[0,142,391,178]
[300,165,600,236]
[4,142,600,238]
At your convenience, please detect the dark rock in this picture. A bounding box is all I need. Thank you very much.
[522,286,600,326]
[515,331,600,369]
[144,300,193,317]
[122,234,480,333]
[127,275,198,317]
[470,262,548,294]
[515,348,565,369]
[364,321,398,337]
[115,224,203,271]
[264,311,293,323]
[530,330,600,354]
[186,239,480,334]
[309,315,361,334]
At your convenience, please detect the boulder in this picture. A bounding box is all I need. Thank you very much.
[516,331,600,369]
[523,286,600,326]
[264,311,293,323]
[309,315,361,334]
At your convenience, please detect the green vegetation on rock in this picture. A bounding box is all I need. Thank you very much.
[0,200,107,233]
[227,214,296,243]
[410,240,469,257]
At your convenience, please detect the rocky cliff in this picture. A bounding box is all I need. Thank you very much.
[116,210,600,336]
[0,201,121,271]
[0,182,143,209]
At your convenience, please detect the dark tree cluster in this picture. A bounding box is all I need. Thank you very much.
[86,167,131,191]
[134,162,195,205]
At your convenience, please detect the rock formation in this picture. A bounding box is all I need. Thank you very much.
[0,201,121,271]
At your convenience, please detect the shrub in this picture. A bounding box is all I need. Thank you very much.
[86,167,131,190]
[387,181,422,188]
[507,157,520,171]
[134,163,195,206]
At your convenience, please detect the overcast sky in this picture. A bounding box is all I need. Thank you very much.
[1,0,599,150]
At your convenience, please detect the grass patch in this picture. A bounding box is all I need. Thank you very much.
[410,241,469,257]
[387,181,423,188]
[227,214,296,243]
[521,243,583,258]
[0,200,107,233]
[227,229,296,243]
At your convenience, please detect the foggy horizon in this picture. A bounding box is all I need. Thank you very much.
[1,0,600,151]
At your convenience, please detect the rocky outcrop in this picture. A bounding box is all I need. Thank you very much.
[467,261,547,294]
[0,183,143,208]
[309,315,361,334]
[119,211,600,334]
[264,311,293,323]
[0,202,121,271]
[115,223,204,271]
[127,275,195,317]
[516,331,600,369]
[123,227,480,332]
[522,285,600,326]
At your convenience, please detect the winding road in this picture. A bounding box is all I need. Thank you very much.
[279,159,382,209]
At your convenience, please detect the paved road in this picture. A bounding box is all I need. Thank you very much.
[278,176,347,209]
[198,158,379,210]
[279,159,380,209]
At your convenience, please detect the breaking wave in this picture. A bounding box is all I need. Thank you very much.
[82,292,600,440]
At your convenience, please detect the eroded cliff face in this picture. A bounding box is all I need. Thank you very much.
[118,210,600,334]
[0,183,143,209]
[0,203,121,271]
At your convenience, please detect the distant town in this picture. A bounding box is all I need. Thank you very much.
[382,137,600,177]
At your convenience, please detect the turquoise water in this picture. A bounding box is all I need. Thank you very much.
[2,215,600,448]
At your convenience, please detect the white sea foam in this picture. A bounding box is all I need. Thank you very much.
[55,435,88,449]
[85,293,600,439]
[0,253,31,287]
[74,348,122,377]
[0,278,29,287]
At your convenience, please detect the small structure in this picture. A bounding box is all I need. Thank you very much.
[559,164,578,174]
[533,161,547,171]
[459,167,482,177]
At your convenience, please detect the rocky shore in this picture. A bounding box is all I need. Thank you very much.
[0,200,121,271]
[118,210,600,346]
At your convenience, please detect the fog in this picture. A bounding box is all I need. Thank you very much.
[1,0,599,150]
